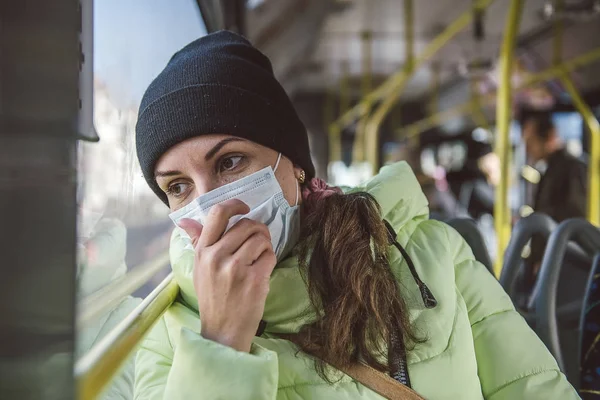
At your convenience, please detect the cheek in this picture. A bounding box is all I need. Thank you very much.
[284,178,300,206]
[278,173,299,206]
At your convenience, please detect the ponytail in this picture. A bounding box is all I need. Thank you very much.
[295,183,424,383]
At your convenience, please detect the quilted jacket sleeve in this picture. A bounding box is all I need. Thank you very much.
[134,316,280,399]
[446,225,580,400]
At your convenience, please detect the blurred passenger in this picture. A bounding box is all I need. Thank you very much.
[521,111,587,276]
[421,167,466,220]
[133,31,577,399]
[442,130,497,219]
[521,111,587,223]
[478,151,500,188]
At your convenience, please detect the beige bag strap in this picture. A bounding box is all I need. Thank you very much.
[277,334,425,400]
[329,359,425,400]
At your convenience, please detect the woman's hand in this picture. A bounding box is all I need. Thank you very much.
[178,199,276,353]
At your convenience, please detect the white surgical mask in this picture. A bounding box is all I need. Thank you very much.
[169,153,300,260]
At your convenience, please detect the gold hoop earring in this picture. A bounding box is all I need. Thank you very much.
[298,170,306,184]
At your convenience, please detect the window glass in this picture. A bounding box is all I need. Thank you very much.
[76,3,206,396]
[553,112,583,142]
[80,0,206,294]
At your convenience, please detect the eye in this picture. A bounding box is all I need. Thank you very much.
[166,182,189,198]
[219,155,243,172]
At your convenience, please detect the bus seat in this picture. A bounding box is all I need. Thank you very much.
[535,219,600,388]
[501,213,590,312]
[445,218,494,275]
[500,214,557,308]
[579,254,600,398]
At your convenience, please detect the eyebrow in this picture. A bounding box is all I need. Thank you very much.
[154,137,246,179]
[155,170,183,179]
[204,137,245,161]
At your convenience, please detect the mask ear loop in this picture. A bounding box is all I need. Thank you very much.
[273,153,299,207]
[273,153,282,172]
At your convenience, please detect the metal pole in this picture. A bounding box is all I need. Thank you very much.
[395,47,600,138]
[0,1,80,399]
[353,30,373,163]
[364,0,412,173]
[323,78,336,172]
[391,107,402,140]
[429,62,441,116]
[339,61,351,117]
[76,276,179,399]
[328,61,351,165]
[401,101,479,140]
[404,0,417,151]
[522,47,600,86]
[365,0,496,175]
[328,121,342,166]
[493,0,524,277]
[552,0,600,225]
[331,0,496,133]
[405,0,415,73]
[471,78,490,129]
[559,74,600,226]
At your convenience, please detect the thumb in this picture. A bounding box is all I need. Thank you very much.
[178,218,204,248]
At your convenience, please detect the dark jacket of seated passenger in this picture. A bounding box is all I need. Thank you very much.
[529,148,587,267]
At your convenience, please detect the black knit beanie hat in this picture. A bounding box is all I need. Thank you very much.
[136,30,315,205]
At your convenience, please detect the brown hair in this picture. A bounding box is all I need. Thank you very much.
[294,191,423,382]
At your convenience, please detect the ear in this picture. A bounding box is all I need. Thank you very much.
[293,165,305,184]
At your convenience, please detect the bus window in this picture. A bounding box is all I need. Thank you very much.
[76,2,206,398]
[553,112,584,157]
[82,0,206,292]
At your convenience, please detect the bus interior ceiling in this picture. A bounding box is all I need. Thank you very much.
[234,0,600,175]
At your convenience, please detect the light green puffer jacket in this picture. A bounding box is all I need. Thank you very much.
[134,162,579,399]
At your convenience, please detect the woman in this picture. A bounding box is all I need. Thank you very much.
[134,31,578,399]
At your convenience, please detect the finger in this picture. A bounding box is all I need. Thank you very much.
[178,218,204,248]
[216,219,271,255]
[229,232,273,267]
[249,248,277,286]
[198,199,250,248]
